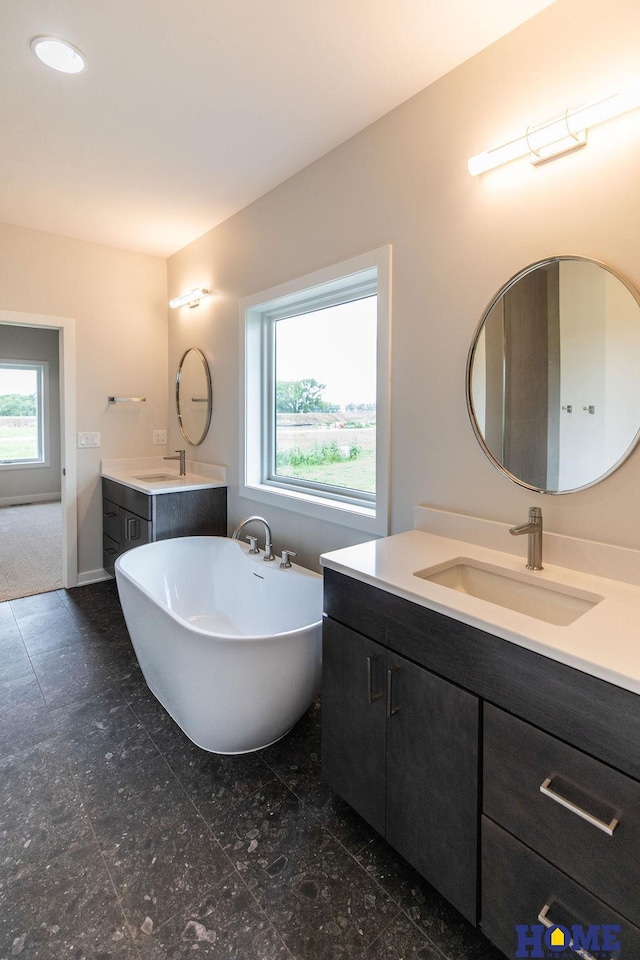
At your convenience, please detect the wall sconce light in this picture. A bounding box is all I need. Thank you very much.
[468,84,640,176]
[169,288,210,309]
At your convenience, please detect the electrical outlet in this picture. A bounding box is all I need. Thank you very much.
[77,432,101,448]
[153,430,167,444]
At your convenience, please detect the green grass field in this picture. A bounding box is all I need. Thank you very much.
[275,425,376,493]
[0,418,38,460]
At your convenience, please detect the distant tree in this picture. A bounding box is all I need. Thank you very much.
[0,393,37,416]
[276,378,338,413]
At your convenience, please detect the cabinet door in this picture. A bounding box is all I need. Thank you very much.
[385,651,479,924]
[321,618,386,835]
[119,506,152,551]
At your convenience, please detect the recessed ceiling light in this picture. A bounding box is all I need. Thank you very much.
[31,37,86,74]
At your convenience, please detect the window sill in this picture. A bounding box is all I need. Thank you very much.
[0,460,49,471]
[241,480,387,536]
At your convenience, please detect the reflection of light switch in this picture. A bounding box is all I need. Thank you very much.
[583,405,596,414]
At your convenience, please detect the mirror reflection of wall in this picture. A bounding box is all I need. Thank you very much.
[468,258,640,494]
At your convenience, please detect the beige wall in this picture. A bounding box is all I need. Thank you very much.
[0,221,167,578]
[167,0,640,569]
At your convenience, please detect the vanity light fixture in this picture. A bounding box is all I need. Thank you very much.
[31,37,86,74]
[169,288,211,309]
[468,84,640,176]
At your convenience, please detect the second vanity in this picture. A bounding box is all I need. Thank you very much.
[101,457,227,574]
[320,525,640,958]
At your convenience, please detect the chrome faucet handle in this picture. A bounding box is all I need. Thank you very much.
[280,550,297,569]
[245,535,259,554]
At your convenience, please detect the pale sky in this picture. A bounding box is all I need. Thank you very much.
[0,367,37,395]
[275,296,377,408]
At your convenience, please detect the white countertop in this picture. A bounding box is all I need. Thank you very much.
[101,457,227,495]
[321,530,640,697]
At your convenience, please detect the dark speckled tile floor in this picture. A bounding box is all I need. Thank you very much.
[0,581,504,960]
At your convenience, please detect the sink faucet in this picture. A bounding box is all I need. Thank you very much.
[164,449,186,476]
[509,506,543,571]
[231,515,275,561]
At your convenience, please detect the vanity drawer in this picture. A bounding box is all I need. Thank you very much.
[102,477,152,521]
[482,817,640,959]
[102,499,120,541]
[484,703,640,926]
[103,533,120,573]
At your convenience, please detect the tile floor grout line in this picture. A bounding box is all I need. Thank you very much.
[64,754,147,960]
[258,762,460,959]
[239,758,413,957]
[125,746,297,959]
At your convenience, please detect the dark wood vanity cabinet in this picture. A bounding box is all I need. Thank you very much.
[322,567,640,959]
[102,477,227,574]
[322,611,479,924]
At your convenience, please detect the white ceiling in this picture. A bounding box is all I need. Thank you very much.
[2,0,556,258]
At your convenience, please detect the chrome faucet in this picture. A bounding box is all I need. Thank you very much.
[509,506,543,571]
[164,449,186,476]
[232,515,275,561]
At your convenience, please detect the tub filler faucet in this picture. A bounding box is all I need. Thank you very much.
[232,516,275,561]
[509,506,543,571]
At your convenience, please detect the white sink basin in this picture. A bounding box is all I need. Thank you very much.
[133,473,180,481]
[414,558,603,626]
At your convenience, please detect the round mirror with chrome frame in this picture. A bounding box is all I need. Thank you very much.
[176,347,212,446]
[467,256,640,494]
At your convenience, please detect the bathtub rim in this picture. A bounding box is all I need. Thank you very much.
[115,535,323,643]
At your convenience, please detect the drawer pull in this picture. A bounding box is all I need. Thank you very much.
[125,517,139,541]
[538,903,597,960]
[540,777,619,836]
[366,655,382,704]
[104,510,117,518]
[104,547,118,556]
[386,667,400,717]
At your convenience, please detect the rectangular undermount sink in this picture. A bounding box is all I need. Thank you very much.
[133,473,180,481]
[414,558,604,626]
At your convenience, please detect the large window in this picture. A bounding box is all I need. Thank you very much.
[0,361,48,467]
[241,247,390,534]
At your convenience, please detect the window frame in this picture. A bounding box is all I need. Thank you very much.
[0,359,50,470]
[240,246,391,535]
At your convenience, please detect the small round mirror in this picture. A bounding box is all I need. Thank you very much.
[467,257,640,494]
[176,347,212,446]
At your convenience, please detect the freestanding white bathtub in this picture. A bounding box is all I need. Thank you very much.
[115,537,322,754]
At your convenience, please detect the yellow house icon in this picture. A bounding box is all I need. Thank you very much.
[550,927,566,947]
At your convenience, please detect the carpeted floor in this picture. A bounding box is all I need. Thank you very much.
[0,500,63,601]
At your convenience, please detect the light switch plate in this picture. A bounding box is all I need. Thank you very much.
[77,432,101,448]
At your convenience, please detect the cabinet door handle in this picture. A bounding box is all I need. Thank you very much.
[125,517,139,541]
[366,655,382,704]
[386,667,400,717]
[539,777,619,836]
[538,903,597,960]
[104,547,118,556]
[104,510,117,518]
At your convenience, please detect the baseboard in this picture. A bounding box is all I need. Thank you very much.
[76,568,113,587]
[0,493,61,507]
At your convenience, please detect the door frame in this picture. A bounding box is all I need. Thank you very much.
[0,309,78,588]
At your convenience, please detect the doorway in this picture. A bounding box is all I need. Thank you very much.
[0,310,77,599]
